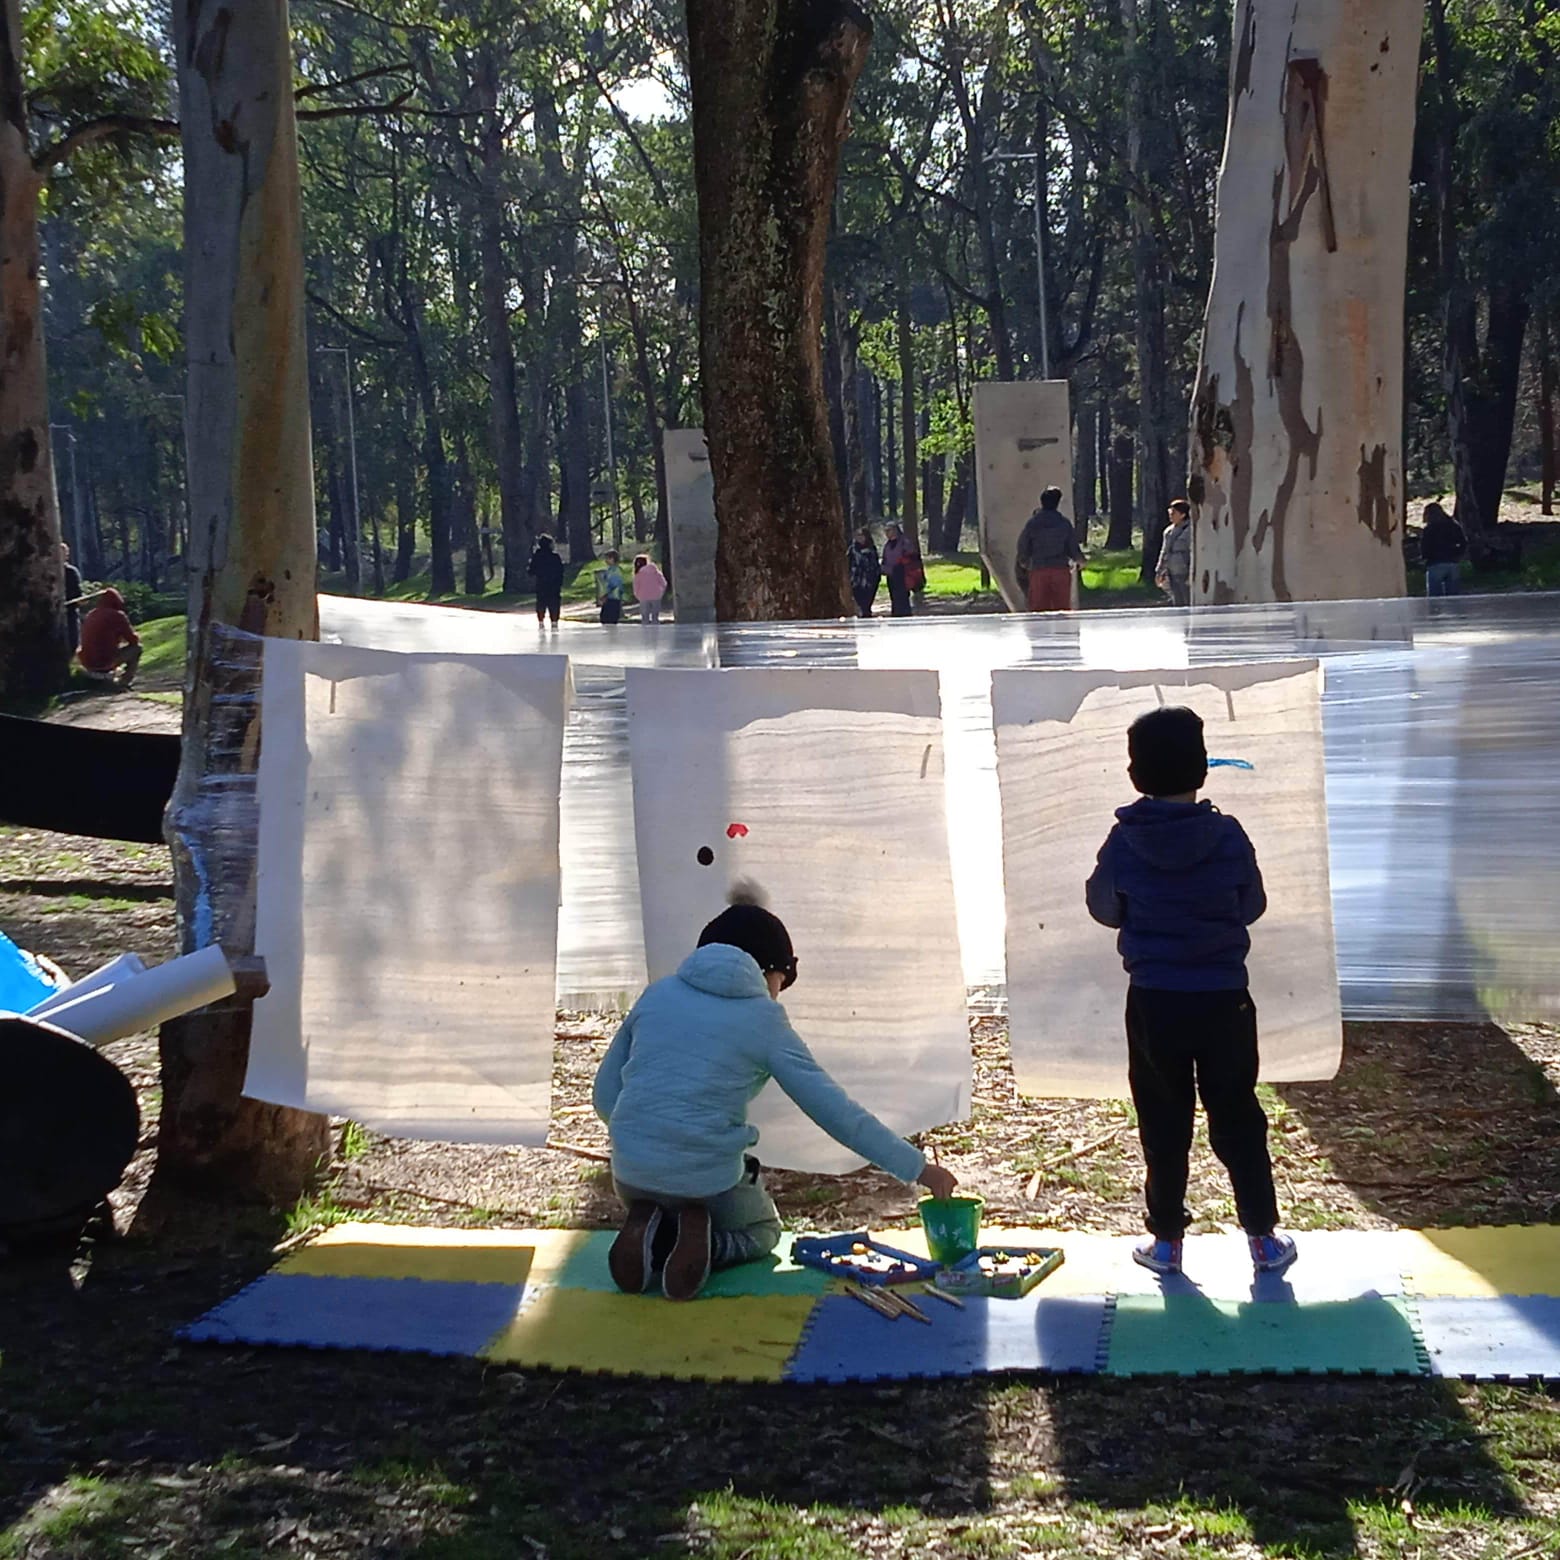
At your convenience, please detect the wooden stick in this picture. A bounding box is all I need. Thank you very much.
[922,1284,964,1310]
[887,1289,933,1325]
[846,1284,894,1318]
[1024,1125,1127,1198]
[846,1282,900,1319]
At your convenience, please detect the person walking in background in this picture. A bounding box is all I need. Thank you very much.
[1421,503,1467,597]
[881,523,915,617]
[1016,486,1083,612]
[848,528,881,618]
[77,588,142,689]
[904,530,927,611]
[598,550,626,625]
[528,533,565,628]
[59,543,83,653]
[1155,499,1193,607]
[633,553,668,624]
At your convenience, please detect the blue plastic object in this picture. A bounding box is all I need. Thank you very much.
[791,1232,940,1286]
[0,929,56,1014]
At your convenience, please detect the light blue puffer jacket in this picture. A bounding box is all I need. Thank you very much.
[593,943,926,1198]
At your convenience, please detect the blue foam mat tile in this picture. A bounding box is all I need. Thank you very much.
[1415,1295,1560,1382]
[181,1273,524,1357]
[783,1292,1111,1384]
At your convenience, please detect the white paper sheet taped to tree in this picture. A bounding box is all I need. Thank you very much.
[626,667,971,1173]
[246,641,570,1141]
[994,661,1341,1098]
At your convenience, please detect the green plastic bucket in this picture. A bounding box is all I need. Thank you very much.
[918,1194,984,1265]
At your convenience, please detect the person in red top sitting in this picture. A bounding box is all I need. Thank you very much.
[78,588,142,688]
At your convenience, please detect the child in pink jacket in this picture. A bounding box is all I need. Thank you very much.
[633,555,668,625]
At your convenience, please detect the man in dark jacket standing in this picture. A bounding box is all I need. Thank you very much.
[1015,486,1083,612]
[60,543,83,653]
[1420,503,1467,597]
[528,534,565,627]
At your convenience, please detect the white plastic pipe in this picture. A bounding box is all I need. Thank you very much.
[25,952,147,1020]
[30,945,236,1047]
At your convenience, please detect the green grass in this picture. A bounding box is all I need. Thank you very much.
[338,1121,373,1161]
[922,548,1159,606]
[134,614,187,686]
[381,556,626,611]
[0,1475,149,1558]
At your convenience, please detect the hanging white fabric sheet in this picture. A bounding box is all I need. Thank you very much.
[994,661,1341,1098]
[319,595,716,1007]
[246,641,571,1141]
[626,667,971,1172]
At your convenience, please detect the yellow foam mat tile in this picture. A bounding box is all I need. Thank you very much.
[479,1286,817,1381]
[1400,1226,1560,1299]
[277,1222,593,1287]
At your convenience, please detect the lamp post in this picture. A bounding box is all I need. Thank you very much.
[48,423,82,559]
[986,150,1051,380]
[317,346,364,590]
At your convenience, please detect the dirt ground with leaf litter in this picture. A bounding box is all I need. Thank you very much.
[2,813,1559,1560]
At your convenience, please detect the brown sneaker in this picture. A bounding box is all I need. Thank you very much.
[661,1205,712,1301]
[608,1201,663,1294]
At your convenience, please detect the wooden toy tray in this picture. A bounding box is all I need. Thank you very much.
[934,1245,1064,1299]
[792,1232,941,1287]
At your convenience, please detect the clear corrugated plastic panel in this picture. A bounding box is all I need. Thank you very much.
[307,594,1560,1027]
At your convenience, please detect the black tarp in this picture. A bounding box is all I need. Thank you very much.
[0,1016,140,1238]
[0,714,178,844]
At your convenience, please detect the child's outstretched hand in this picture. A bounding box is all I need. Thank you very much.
[917,1163,959,1200]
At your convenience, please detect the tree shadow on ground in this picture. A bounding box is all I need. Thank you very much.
[1,1202,1544,1559]
[0,1203,1001,1559]
[1281,1019,1560,1229]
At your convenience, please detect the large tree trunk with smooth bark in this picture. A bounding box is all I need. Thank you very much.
[897,275,919,544]
[0,0,66,703]
[1189,0,1421,603]
[161,0,329,1203]
[687,0,866,621]
[1122,0,1175,585]
[475,51,531,592]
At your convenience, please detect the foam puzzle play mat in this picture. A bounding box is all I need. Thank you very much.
[183,1220,1560,1384]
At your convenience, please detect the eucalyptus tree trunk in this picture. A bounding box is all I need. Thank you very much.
[0,0,65,702]
[686,0,866,620]
[1189,0,1421,603]
[897,277,920,544]
[1121,0,1174,584]
[161,0,329,1202]
[475,49,530,591]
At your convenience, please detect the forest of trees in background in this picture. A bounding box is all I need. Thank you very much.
[35,0,1560,598]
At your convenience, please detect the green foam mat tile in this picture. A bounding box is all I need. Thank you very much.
[1106,1293,1429,1378]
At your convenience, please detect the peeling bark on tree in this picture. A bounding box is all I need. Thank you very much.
[1190,0,1421,603]
[161,0,328,1202]
[0,0,66,703]
[687,0,868,621]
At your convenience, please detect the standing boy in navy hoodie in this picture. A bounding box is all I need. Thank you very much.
[1085,706,1295,1276]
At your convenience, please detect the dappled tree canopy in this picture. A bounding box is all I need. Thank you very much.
[10,0,1558,630]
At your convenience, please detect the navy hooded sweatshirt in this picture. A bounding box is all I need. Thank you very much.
[1085,798,1266,990]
